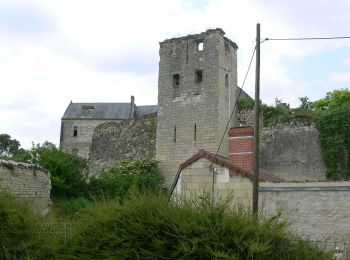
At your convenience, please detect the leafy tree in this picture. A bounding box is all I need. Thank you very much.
[36,146,88,199]
[0,134,20,157]
[298,96,313,110]
[12,144,88,199]
[312,88,350,110]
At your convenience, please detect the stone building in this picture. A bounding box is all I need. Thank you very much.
[60,96,157,158]
[156,28,238,186]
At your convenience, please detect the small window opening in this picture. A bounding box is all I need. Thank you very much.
[195,70,203,83]
[225,74,229,88]
[172,74,180,87]
[73,126,78,137]
[174,125,177,143]
[194,123,197,141]
[197,41,203,51]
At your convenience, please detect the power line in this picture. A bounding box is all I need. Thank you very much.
[209,46,256,171]
[265,36,350,41]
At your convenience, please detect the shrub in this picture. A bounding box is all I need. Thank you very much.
[88,159,164,200]
[60,195,331,259]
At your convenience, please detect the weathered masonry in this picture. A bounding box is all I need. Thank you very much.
[156,28,238,186]
[60,96,157,159]
[0,160,51,214]
[89,112,157,175]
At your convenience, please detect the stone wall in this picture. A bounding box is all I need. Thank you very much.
[259,182,350,241]
[234,108,254,127]
[89,112,157,174]
[260,119,326,181]
[0,160,51,214]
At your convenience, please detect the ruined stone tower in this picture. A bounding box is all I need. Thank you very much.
[156,29,238,186]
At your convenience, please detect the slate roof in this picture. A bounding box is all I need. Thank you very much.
[135,105,158,117]
[62,102,157,120]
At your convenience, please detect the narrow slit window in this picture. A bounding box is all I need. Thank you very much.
[195,70,203,83]
[73,126,78,137]
[186,44,189,64]
[225,74,229,88]
[172,74,180,87]
[194,123,197,141]
[174,125,176,143]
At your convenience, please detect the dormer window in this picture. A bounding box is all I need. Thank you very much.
[82,105,94,110]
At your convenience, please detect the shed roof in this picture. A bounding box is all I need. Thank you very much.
[179,149,283,182]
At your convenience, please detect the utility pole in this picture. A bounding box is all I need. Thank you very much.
[253,23,261,215]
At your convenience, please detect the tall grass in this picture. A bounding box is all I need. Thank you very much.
[0,193,55,259]
[59,194,332,259]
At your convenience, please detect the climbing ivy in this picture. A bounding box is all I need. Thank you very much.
[315,104,350,179]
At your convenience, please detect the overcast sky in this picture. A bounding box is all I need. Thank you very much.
[1,0,349,149]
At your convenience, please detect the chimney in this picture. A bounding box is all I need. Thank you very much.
[228,126,254,173]
[129,95,135,118]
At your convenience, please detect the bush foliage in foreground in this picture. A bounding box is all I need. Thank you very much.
[87,159,164,200]
[0,193,54,259]
[60,195,332,259]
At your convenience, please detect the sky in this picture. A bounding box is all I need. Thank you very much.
[0,0,349,149]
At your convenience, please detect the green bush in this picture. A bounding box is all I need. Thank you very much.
[0,193,55,259]
[315,104,350,179]
[60,194,331,259]
[88,159,164,200]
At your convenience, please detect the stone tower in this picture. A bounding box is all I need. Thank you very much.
[156,28,238,187]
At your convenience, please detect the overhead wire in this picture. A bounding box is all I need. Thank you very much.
[264,36,350,41]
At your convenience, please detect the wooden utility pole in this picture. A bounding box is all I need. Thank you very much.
[253,23,261,214]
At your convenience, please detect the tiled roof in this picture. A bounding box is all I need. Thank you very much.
[179,149,284,183]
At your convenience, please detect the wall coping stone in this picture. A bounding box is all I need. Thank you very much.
[0,159,50,175]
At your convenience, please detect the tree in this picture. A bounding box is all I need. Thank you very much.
[0,134,20,157]
[298,96,313,110]
[312,88,350,110]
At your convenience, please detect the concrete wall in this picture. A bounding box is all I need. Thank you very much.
[0,160,51,214]
[259,182,350,241]
[60,118,122,159]
[89,113,156,175]
[260,120,326,181]
[172,158,253,209]
[156,29,238,187]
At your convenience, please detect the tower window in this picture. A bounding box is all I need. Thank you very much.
[197,40,204,51]
[174,125,177,143]
[225,74,229,88]
[195,70,203,83]
[172,74,180,87]
[73,126,78,137]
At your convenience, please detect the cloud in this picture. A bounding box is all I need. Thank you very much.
[0,2,56,37]
[329,72,350,82]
